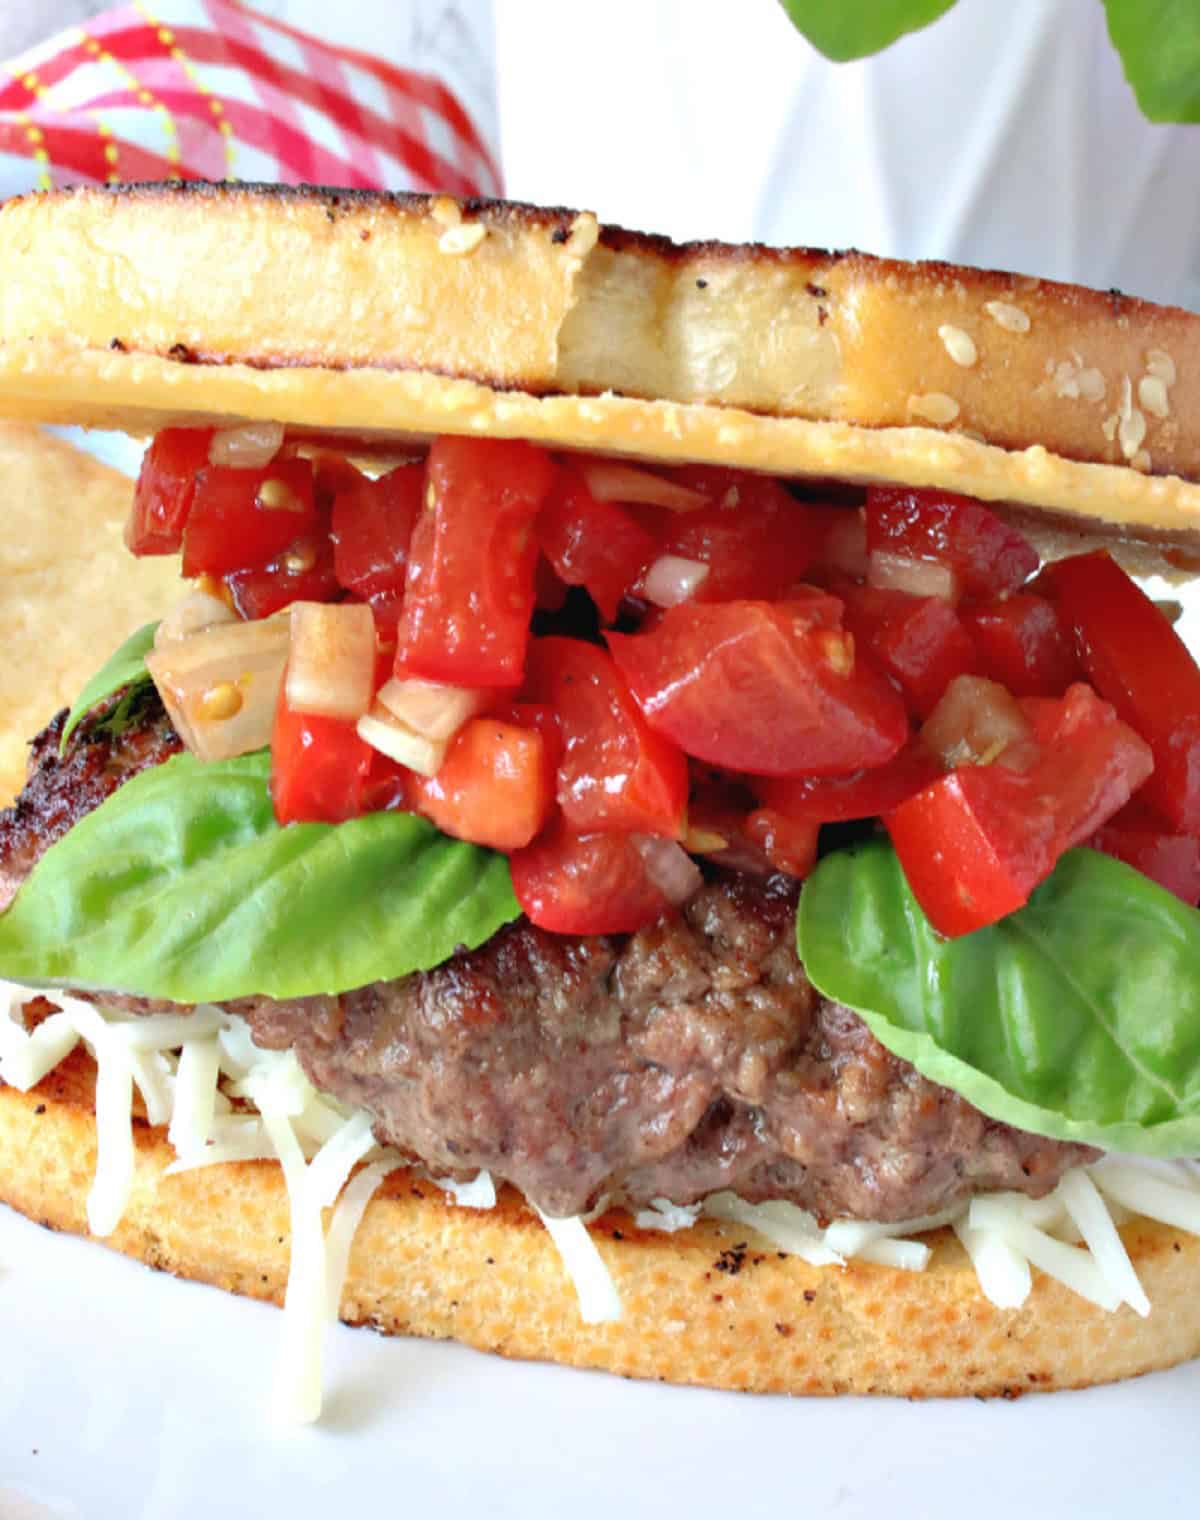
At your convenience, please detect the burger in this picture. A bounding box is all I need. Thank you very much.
[0,182,1199,1420]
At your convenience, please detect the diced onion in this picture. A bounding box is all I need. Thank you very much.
[921,674,1033,770]
[146,618,290,762]
[377,676,487,741]
[208,421,285,470]
[573,457,709,512]
[154,589,237,648]
[868,549,960,601]
[357,706,446,776]
[633,836,702,905]
[535,1209,622,1324]
[286,601,375,721]
[821,509,868,578]
[643,554,710,608]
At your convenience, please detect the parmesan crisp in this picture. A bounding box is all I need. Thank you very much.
[0,423,176,802]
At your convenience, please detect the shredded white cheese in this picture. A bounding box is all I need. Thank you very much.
[952,1221,1032,1309]
[87,1030,134,1239]
[634,1197,702,1233]
[325,1157,395,1318]
[703,1193,843,1266]
[167,1036,220,1162]
[437,1170,497,1209]
[1059,1168,1151,1317]
[7,979,1200,1419]
[535,1208,622,1324]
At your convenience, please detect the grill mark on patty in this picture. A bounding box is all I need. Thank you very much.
[0,687,181,911]
[0,699,1096,1219]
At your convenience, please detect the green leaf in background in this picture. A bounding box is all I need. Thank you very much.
[797,840,1200,1156]
[0,749,520,1002]
[59,621,158,754]
[778,0,1200,123]
[777,0,959,61]
[1102,0,1200,123]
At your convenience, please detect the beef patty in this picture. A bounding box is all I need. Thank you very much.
[0,691,1095,1220]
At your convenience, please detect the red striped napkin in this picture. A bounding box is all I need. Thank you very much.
[0,0,501,197]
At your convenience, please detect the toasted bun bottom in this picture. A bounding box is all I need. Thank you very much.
[3,1045,1199,1399]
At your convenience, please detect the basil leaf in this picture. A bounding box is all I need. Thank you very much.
[59,622,159,754]
[797,840,1200,1155]
[0,750,520,1002]
[778,0,959,62]
[1103,0,1200,123]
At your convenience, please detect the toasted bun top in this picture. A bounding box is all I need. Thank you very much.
[0,182,1198,539]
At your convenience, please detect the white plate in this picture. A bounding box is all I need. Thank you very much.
[5,429,1197,1515]
[2,1200,1199,1519]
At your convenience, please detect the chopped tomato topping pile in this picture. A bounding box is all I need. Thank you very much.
[130,429,1200,937]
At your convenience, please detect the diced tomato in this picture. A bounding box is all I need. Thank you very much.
[537,471,659,620]
[509,818,672,933]
[1037,550,1200,834]
[921,674,1036,771]
[311,452,368,512]
[524,637,687,836]
[685,785,817,876]
[535,555,571,613]
[607,599,909,778]
[866,486,1039,599]
[359,749,411,813]
[225,534,340,619]
[838,583,978,718]
[1089,798,1200,905]
[181,457,318,578]
[886,683,1153,936]
[743,809,820,876]
[271,681,373,825]
[487,699,563,772]
[365,590,405,635]
[805,506,869,580]
[394,437,556,687]
[757,741,942,823]
[405,717,553,850]
[656,466,830,601]
[961,592,1078,698]
[331,462,422,602]
[126,428,215,555]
